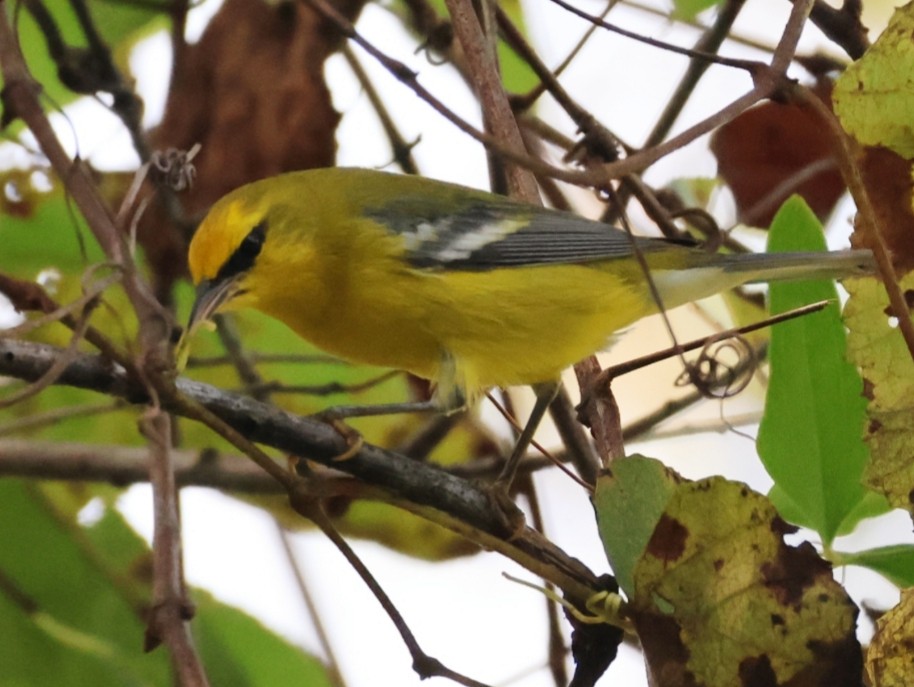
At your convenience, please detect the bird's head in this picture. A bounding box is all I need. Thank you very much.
[186,186,274,336]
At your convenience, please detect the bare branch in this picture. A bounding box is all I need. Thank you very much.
[0,338,602,603]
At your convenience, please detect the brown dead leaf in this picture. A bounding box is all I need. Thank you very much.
[855,146,914,273]
[134,0,366,301]
[711,86,845,227]
[0,273,56,314]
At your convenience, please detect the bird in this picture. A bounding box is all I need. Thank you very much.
[185,167,874,487]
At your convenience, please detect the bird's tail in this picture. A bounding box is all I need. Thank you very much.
[715,248,876,283]
[651,248,876,311]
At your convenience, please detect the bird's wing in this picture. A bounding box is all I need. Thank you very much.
[364,196,690,271]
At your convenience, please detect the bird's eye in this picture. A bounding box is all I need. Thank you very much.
[240,222,266,255]
[216,221,267,282]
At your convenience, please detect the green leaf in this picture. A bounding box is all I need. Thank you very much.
[1,175,106,277]
[496,0,540,94]
[86,502,335,685]
[835,490,893,537]
[672,0,724,20]
[0,480,168,686]
[839,544,914,587]
[765,484,805,526]
[592,455,681,598]
[195,593,333,687]
[0,478,335,684]
[757,195,881,545]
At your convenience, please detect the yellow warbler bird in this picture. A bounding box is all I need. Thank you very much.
[186,168,872,482]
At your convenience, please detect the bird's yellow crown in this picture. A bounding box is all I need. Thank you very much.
[188,191,271,285]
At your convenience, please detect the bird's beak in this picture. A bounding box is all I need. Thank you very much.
[187,276,239,335]
[175,276,239,371]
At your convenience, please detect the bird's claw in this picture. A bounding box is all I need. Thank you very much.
[486,483,527,539]
[312,411,364,461]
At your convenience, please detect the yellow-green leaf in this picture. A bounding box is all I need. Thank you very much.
[866,588,914,687]
[833,4,914,158]
[845,272,914,518]
[632,475,861,686]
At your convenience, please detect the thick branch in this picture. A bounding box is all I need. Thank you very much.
[442,0,538,201]
[0,339,601,602]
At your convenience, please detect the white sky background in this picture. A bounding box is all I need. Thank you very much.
[4,0,912,685]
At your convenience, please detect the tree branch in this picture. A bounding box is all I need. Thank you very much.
[0,338,602,604]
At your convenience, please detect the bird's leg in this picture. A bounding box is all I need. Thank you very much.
[314,399,441,421]
[493,381,560,490]
[314,353,466,421]
[312,382,466,461]
[310,400,438,462]
[485,381,560,534]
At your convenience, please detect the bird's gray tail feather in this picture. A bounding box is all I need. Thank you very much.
[718,249,875,283]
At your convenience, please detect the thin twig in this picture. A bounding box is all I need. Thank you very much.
[0,271,136,374]
[275,526,347,687]
[495,5,625,163]
[586,0,818,181]
[602,300,828,379]
[574,357,625,468]
[0,8,206,680]
[0,439,283,492]
[0,269,119,340]
[0,297,93,409]
[0,400,122,436]
[342,46,419,175]
[250,371,401,398]
[485,392,594,492]
[547,385,600,486]
[516,472,569,687]
[187,353,344,368]
[803,0,869,59]
[214,315,431,684]
[644,0,748,149]
[297,499,494,687]
[511,0,619,112]
[305,0,813,190]
[547,0,758,70]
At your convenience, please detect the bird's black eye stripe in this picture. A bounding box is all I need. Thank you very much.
[216,221,267,282]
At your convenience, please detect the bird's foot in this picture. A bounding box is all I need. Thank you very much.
[486,481,527,540]
[312,410,365,461]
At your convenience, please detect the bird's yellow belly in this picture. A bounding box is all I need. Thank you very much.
[255,255,655,404]
[426,266,653,393]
